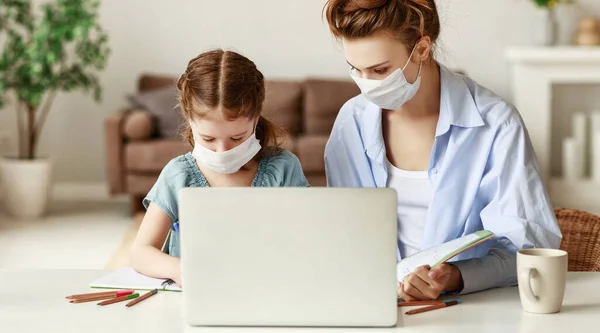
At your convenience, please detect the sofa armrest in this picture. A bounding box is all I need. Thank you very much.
[105,110,130,195]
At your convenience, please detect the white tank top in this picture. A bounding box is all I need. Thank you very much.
[386,160,433,258]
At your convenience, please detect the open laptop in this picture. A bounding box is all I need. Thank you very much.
[179,187,398,327]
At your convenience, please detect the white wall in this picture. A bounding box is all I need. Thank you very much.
[0,0,599,183]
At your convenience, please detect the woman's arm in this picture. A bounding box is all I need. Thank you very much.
[451,247,516,294]
[130,203,182,286]
[453,119,561,294]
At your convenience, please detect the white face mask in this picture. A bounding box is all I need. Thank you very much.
[192,132,262,174]
[350,44,423,110]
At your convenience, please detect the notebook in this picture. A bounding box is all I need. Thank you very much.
[397,230,494,281]
[90,267,182,292]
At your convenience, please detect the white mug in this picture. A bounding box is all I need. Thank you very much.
[517,249,568,314]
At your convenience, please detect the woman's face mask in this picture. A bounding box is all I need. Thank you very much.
[344,33,426,110]
[190,116,261,174]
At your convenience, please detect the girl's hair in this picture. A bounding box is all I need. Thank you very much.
[323,0,440,52]
[177,49,285,155]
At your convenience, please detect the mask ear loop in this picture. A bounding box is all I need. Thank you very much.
[401,44,419,72]
[403,38,429,71]
[404,39,427,84]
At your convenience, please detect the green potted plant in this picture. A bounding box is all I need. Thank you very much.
[0,0,110,218]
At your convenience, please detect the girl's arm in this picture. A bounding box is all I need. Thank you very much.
[129,203,182,286]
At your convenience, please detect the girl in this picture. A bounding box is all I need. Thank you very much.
[323,0,561,300]
[130,50,309,286]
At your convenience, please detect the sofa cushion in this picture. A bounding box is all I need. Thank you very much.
[123,109,154,141]
[125,140,191,173]
[303,79,360,135]
[296,135,328,173]
[129,85,184,139]
[263,81,303,134]
[139,74,176,92]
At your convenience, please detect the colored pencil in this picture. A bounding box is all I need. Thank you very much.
[70,295,119,303]
[397,299,461,307]
[97,293,139,306]
[398,300,444,307]
[66,290,134,300]
[405,300,460,315]
[125,289,158,307]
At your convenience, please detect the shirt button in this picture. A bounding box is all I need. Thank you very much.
[431,168,438,174]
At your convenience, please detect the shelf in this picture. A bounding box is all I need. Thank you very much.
[507,46,600,65]
[549,178,600,215]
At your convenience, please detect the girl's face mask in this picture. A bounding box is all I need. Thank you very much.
[190,117,261,174]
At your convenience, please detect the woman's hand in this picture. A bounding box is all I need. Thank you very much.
[398,264,463,301]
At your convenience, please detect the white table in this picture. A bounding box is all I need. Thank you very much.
[1,270,599,333]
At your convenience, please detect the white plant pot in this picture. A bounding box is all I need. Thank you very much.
[533,7,558,46]
[0,158,52,219]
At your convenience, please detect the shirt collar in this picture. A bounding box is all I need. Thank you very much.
[361,63,485,160]
[436,64,485,136]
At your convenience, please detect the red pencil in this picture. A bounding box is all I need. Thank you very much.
[66,290,134,300]
[405,300,460,315]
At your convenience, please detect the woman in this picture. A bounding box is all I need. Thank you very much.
[323,0,561,301]
[130,50,309,286]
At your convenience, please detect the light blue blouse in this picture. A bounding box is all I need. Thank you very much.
[325,64,562,294]
[143,149,310,257]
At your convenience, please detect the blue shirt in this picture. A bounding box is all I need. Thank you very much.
[324,64,562,294]
[143,149,310,257]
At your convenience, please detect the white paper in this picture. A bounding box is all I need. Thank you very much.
[396,232,488,282]
[90,267,182,292]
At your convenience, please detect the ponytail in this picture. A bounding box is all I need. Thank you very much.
[256,116,288,156]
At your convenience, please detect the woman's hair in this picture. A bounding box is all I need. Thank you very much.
[323,0,440,52]
[177,49,285,155]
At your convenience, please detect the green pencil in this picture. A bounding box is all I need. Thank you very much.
[98,293,139,306]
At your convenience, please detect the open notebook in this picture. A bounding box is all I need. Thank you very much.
[90,267,182,292]
[397,230,494,281]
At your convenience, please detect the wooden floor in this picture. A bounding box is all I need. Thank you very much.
[104,212,144,270]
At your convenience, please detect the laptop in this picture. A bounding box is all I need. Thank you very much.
[179,187,398,327]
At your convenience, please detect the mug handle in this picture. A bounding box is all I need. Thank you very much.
[519,267,539,303]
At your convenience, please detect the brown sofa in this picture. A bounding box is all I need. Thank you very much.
[105,74,360,211]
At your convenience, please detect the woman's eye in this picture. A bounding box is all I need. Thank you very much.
[231,137,243,142]
[202,138,214,142]
[374,68,388,75]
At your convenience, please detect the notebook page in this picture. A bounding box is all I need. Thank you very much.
[396,230,493,281]
[90,267,182,292]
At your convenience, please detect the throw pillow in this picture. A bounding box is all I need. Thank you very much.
[129,85,184,139]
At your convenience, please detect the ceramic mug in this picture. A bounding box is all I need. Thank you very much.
[517,249,568,314]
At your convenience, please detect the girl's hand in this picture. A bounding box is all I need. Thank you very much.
[170,257,183,287]
[172,275,183,288]
[397,264,463,301]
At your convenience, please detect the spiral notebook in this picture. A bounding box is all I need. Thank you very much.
[90,267,182,292]
[397,230,494,281]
